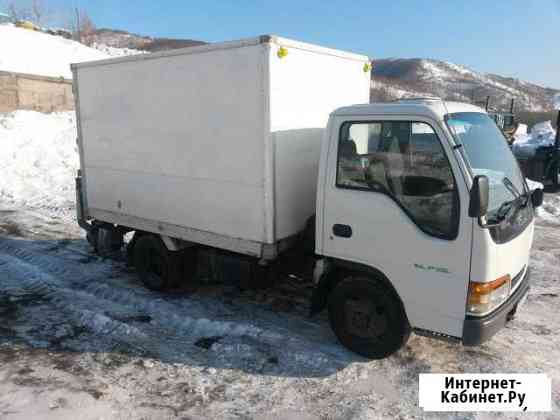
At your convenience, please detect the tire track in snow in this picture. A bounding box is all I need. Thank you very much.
[0,252,144,341]
[0,239,354,371]
[0,251,230,362]
[0,239,268,340]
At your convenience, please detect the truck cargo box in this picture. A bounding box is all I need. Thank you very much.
[72,35,370,258]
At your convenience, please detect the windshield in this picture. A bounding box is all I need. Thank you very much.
[446,112,526,213]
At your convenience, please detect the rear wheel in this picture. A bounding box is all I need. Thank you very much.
[133,235,194,292]
[328,275,410,359]
[96,226,124,256]
[87,223,124,256]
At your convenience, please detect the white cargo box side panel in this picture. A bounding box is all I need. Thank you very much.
[268,39,370,240]
[76,43,269,243]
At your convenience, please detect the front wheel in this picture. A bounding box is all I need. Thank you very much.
[328,275,410,359]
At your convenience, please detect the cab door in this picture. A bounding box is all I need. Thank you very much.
[320,116,472,337]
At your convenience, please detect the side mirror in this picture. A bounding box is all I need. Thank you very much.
[469,175,489,218]
[531,188,544,208]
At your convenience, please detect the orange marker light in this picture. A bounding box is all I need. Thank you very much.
[467,275,511,312]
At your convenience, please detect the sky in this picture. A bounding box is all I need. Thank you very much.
[5,0,560,89]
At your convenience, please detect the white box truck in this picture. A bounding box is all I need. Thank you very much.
[72,35,542,358]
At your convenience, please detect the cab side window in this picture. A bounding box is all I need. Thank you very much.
[336,121,459,239]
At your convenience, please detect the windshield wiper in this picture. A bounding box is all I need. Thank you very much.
[493,200,518,221]
[502,177,519,198]
[489,177,529,222]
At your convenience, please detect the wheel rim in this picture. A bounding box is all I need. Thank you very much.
[343,296,388,340]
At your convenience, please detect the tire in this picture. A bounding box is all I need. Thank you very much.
[178,247,199,293]
[328,275,410,359]
[134,235,180,291]
[133,235,198,292]
[96,226,124,256]
[86,226,98,251]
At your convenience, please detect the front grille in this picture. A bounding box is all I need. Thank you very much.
[511,266,526,291]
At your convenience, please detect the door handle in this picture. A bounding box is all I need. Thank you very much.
[333,224,352,238]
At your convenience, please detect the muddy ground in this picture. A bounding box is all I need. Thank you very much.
[0,202,559,420]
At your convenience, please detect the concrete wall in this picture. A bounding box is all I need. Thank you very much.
[0,71,74,113]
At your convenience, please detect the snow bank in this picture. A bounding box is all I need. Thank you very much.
[0,25,108,78]
[512,120,557,157]
[532,121,556,142]
[0,111,78,210]
[526,178,544,191]
[514,123,528,137]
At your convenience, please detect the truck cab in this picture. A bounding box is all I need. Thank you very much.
[314,98,541,358]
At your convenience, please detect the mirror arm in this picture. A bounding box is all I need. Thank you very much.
[478,218,501,229]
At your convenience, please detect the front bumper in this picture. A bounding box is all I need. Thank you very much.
[462,267,530,346]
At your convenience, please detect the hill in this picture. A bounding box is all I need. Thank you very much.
[1,24,557,113]
[371,58,559,112]
[89,28,206,52]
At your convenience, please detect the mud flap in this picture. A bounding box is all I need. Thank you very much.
[75,175,91,232]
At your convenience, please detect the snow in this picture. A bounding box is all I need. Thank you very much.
[515,123,528,137]
[412,59,549,112]
[0,111,78,211]
[554,93,560,110]
[421,59,519,95]
[538,194,560,224]
[370,78,437,101]
[532,120,557,142]
[421,60,450,80]
[91,42,146,57]
[512,120,557,157]
[0,25,109,78]
[526,178,544,191]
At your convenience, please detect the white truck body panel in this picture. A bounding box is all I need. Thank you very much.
[318,113,473,337]
[316,100,534,338]
[268,38,370,240]
[72,36,370,257]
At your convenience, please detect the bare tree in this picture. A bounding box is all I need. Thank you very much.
[80,11,95,45]
[69,8,96,45]
[7,1,27,21]
[6,0,45,23]
[31,0,43,24]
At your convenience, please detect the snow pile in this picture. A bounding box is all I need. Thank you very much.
[512,121,557,157]
[514,123,528,137]
[0,111,78,210]
[0,25,109,78]
[512,123,530,146]
[554,93,560,110]
[91,42,146,57]
[538,194,560,224]
[531,121,557,143]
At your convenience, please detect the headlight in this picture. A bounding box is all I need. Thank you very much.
[467,275,511,315]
